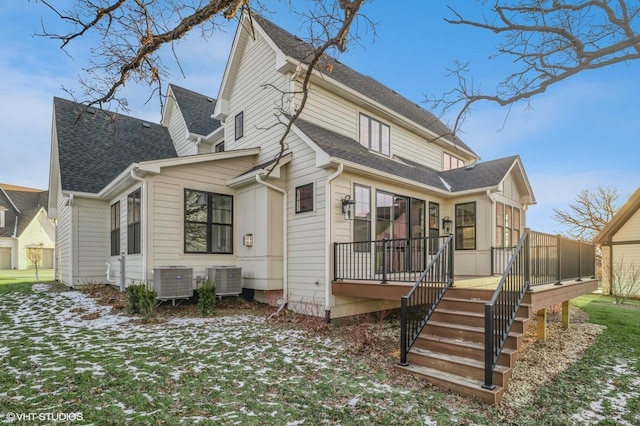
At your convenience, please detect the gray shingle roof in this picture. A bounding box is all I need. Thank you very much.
[254,15,475,156]
[169,84,221,136]
[294,119,517,193]
[0,185,48,238]
[54,97,178,194]
[439,156,520,192]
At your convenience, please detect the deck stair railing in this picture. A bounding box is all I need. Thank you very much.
[399,234,454,366]
[483,229,531,390]
[483,229,597,389]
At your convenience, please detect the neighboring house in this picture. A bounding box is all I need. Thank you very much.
[0,184,55,270]
[594,188,640,296]
[48,13,535,318]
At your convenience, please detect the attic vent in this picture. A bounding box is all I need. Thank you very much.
[142,122,150,128]
[206,97,214,103]
[86,108,97,114]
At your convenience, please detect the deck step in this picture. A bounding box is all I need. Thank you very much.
[407,347,511,387]
[423,321,524,350]
[431,308,529,334]
[438,297,532,317]
[396,363,505,405]
[414,333,519,368]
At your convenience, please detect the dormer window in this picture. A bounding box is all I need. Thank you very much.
[443,152,465,171]
[359,113,390,156]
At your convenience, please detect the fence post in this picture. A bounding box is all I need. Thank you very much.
[333,242,339,281]
[524,230,530,286]
[381,238,388,284]
[555,235,562,285]
[576,240,583,281]
[448,234,454,286]
[482,303,495,390]
[399,296,409,366]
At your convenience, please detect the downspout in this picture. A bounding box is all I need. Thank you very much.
[324,164,344,321]
[194,136,202,155]
[255,174,288,306]
[130,168,147,283]
[68,194,74,287]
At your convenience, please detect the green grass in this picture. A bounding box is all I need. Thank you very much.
[0,285,638,425]
[0,269,55,285]
[499,294,640,425]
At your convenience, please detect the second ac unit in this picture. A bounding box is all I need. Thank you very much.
[206,266,242,296]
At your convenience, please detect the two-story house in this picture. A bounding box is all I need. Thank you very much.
[48,12,535,319]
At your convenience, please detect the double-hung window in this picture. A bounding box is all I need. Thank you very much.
[185,190,233,254]
[359,114,390,156]
[455,202,476,250]
[127,190,141,254]
[110,202,120,256]
[496,202,521,247]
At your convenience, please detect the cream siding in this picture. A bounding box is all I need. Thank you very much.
[602,208,640,296]
[165,100,192,157]
[73,197,109,284]
[145,158,255,288]
[613,209,640,243]
[16,209,55,270]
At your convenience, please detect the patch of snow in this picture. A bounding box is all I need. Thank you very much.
[32,283,51,293]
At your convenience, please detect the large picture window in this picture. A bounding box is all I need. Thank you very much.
[110,202,120,256]
[127,189,141,254]
[359,113,390,156]
[185,190,233,254]
[455,202,476,250]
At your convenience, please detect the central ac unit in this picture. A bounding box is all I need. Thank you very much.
[206,266,242,296]
[153,267,193,300]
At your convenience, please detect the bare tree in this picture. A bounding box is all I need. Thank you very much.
[26,243,45,281]
[36,0,369,165]
[427,1,640,134]
[553,186,621,241]
[603,255,640,303]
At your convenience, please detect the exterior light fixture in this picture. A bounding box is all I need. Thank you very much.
[342,195,355,220]
[442,216,453,234]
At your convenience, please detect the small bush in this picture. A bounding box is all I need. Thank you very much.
[126,283,157,320]
[198,279,217,317]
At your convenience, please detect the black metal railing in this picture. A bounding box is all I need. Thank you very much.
[483,229,531,390]
[491,246,517,275]
[334,236,449,283]
[491,232,596,285]
[399,234,454,366]
[483,229,597,389]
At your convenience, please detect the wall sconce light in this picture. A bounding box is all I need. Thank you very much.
[442,216,453,234]
[243,234,253,247]
[341,195,355,220]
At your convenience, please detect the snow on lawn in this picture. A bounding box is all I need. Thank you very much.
[0,284,439,424]
[571,359,640,426]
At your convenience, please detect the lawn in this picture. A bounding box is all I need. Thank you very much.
[0,282,638,425]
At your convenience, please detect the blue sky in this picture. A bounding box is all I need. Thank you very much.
[1,1,638,234]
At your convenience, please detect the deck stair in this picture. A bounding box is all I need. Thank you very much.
[396,287,532,405]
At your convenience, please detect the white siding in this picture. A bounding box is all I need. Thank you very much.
[223,30,291,163]
[602,208,640,296]
[164,95,192,157]
[55,187,72,284]
[613,209,640,243]
[72,197,109,284]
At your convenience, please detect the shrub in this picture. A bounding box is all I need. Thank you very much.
[126,283,157,320]
[198,279,217,316]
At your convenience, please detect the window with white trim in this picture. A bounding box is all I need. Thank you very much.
[359,113,390,156]
[443,152,465,171]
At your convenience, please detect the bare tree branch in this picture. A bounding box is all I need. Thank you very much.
[552,186,621,241]
[427,0,640,134]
